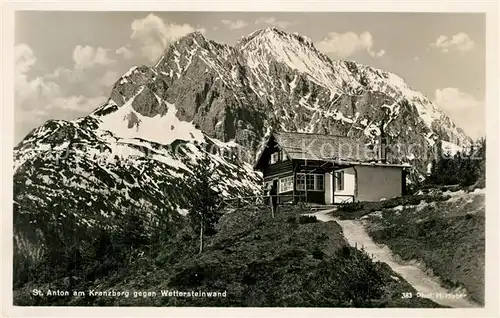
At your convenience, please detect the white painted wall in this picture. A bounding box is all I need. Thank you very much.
[333,167,356,203]
[356,166,403,202]
[324,172,333,204]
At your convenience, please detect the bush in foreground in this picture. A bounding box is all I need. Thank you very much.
[298,215,318,224]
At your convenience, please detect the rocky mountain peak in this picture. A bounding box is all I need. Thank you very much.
[237,26,317,54]
[35,27,470,181]
[238,26,314,48]
[172,31,211,50]
[94,28,470,157]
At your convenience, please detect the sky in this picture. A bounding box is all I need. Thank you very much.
[14,11,486,142]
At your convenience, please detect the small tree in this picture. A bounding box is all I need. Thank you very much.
[185,152,223,253]
[474,137,486,188]
[427,137,486,187]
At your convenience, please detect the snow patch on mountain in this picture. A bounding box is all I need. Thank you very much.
[98,91,203,145]
[442,140,463,155]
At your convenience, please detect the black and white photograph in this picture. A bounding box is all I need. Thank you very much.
[3,1,499,316]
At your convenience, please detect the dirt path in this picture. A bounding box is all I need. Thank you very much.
[312,209,480,308]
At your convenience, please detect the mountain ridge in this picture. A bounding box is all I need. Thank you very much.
[14,27,471,259]
[94,27,469,167]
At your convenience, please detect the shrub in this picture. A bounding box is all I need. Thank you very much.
[298,215,318,224]
[307,246,386,307]
[287,216,297,224]
[426,137,485,187]
[13,200,155,292]
[337,201,364,212]
[311,247,325,259]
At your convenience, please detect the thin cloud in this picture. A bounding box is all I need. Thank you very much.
[433,87,484,139]
[130,13,206,62]
[374,49,386,58]
[255,16,292,29]
[430,32,475,53]
[46,95,108,113]
[14,43,113,141]
[316,31,385,59]
[116,46,134,59]
[221,19,248,30]
[434,87,482,110]
[15,44,61,106]
[73,45,115,69]
[100,70,120,87]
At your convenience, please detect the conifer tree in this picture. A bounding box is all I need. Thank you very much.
[427,137,486,187]
[185,151,223,253]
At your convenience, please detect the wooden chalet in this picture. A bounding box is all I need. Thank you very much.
[253,131,410,204]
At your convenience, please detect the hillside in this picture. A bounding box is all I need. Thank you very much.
[13,119,260,276]
[14,205,441,307]
[334,188,485,305]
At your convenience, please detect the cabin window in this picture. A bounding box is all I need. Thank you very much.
[279,176,294,193]
[270,151,280,164]
[315,175,324,191]
[306,175,315,190]
[296,173,324,191]
[335,171,345,191]
[296,174,305,190]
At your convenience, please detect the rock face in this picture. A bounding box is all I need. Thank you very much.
[101,28,468,170]
[13,27,470,250]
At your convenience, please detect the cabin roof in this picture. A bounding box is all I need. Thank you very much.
[273,131,376,162]
[254,131,410,170]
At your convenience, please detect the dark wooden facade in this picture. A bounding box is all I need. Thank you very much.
[254,131,408,205]
[263,159,334,204]
[262,159,293,182]
[260,147,335,204]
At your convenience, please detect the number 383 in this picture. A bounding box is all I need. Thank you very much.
[401,292,413,298]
